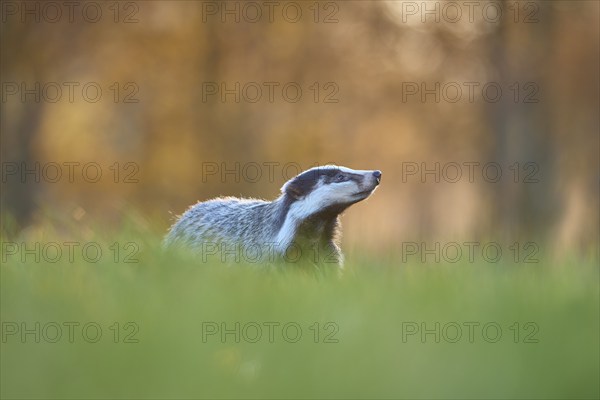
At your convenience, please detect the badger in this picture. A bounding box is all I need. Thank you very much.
[163,165,381,268]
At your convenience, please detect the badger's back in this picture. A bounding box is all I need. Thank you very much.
[163,197,280,250]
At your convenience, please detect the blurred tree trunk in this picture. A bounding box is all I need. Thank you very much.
[486,0,557,242]
[0,20,46,235]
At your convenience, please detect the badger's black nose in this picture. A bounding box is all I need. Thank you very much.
[373,170,382,183]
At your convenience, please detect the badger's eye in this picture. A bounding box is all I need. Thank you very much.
[335,173,345,182]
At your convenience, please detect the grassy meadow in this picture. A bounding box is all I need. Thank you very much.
[1,225,598,399]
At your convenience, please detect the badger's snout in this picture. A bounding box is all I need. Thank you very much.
[353,170,381,199]
[372,170,382,184]
[365,170,381,187]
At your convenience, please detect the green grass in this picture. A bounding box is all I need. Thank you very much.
[1,230,598,399]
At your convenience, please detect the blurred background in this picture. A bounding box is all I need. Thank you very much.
[1,0,598,258]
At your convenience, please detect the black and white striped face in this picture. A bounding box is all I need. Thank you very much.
[282,165,382,215]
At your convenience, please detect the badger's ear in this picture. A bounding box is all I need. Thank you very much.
[282,179,305,199]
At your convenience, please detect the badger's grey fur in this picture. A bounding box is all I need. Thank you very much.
[163,165,381,268]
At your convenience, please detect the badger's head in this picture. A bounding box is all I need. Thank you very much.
[281,165,382,217]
